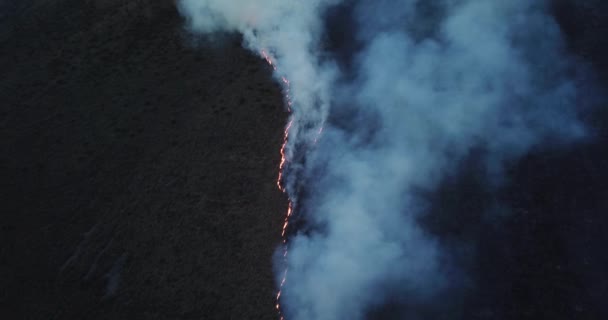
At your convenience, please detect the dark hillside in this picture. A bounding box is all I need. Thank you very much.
[1,1,287,319]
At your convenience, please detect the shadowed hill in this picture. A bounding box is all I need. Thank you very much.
[1,1,287,319]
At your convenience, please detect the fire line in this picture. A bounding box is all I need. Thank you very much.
[262,49,292,320]
[262,49,324,320]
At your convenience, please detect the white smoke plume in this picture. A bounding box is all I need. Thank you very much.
[179,0,589,319]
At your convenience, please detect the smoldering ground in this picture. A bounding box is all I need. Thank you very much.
[178,0,602,319]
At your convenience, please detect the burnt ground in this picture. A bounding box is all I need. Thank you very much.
[1,1,287,319]
[2,1,608,320]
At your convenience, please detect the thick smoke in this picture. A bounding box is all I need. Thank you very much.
[179,0,588,319]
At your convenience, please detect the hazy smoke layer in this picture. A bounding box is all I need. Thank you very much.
[179,0,587,319]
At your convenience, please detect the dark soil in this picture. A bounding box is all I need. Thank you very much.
[1,1,287,319]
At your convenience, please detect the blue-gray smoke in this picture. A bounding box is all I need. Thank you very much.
[178,0,588,319]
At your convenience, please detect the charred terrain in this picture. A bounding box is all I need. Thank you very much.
[2,1,608,320]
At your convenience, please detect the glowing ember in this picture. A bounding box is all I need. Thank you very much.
[261,50,277,71]
[280,203,293,237]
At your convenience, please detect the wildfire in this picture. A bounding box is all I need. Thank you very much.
[281,203,293,237]
[262,49,292,320]
[277,120,293,190]
[262,49,324,320]
[261,50,277,71]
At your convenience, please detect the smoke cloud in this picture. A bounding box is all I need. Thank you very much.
[179,0,589,319]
